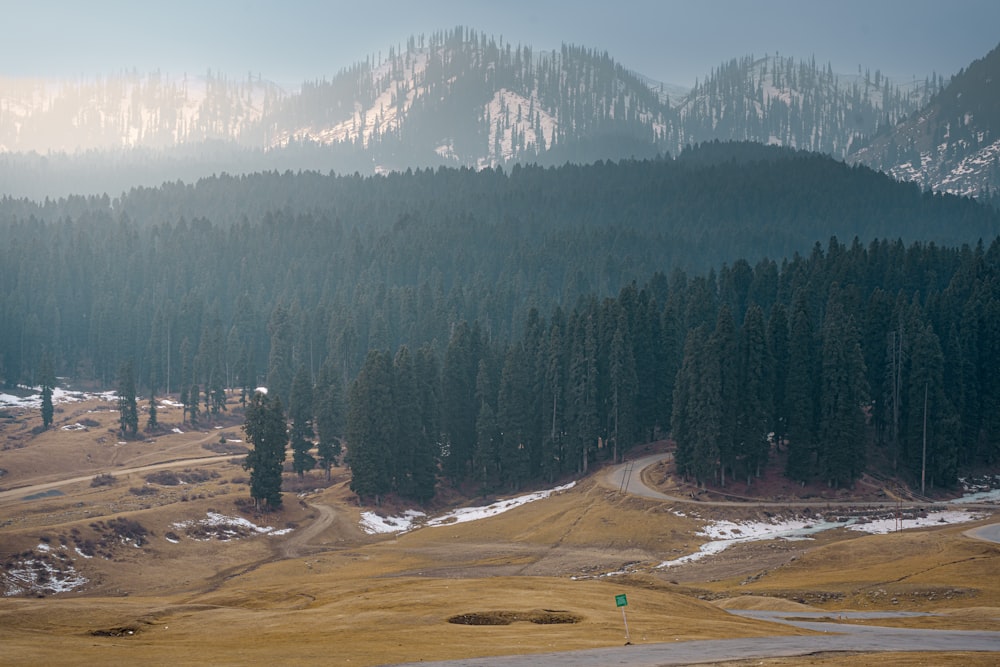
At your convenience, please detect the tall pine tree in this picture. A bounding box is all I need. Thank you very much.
[117,360,139,438]
[243,391,288,510]
[289,365,316,477]
[347,350,395,504]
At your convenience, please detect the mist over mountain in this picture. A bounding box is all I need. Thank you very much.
[1,26,975,199]
[849,42,1000,200]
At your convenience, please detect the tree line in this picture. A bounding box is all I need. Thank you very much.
[340,235,1000,504]
[2,148,996,395]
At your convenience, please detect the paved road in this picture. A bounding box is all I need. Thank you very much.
[965,522,1000,544]
[385,618,1000,666]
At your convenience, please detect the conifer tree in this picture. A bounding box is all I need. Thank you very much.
[540,318,567,481]
[314,359,344,480]
[785,297,818,482]
[289,365,316,477]
[392,346,423,499]
[671,325,721,486]
[410,345,441,502]
[497,343,533,489]
[904,323,959,489]
[267,302,293,406]
[567,308,599,474]
[736,304,773,483]
[473,357,500,490]
[40,351,55,430]
[608,313,638,463]
[713,305,739,485]
[243,391,287,510]
[188,384,200,425]
[767,303,790,447]
[817,291,869,487]
[347,350,395,504]
[146,394,158,432]
[442,322,479,480]
[117,360,139,438]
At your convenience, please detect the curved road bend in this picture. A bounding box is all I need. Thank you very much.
[384,460,1000,665]
[606,452,1000,511]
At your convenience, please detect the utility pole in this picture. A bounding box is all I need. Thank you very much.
[921,381,928,496]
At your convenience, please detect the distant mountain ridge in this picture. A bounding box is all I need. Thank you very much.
[4,26,995,199]
[849,42,1000,199]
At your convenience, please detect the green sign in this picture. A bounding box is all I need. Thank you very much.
[615,593,628,607]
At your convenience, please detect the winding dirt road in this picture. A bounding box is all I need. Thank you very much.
[0,454,236,505]
[605,452,1000,511]
[280,502,337,559]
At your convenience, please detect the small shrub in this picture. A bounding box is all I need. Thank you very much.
[79,418,100,428]
[107,518,148,546]
[144,470,180,486]
[90,473,116,488]
[128,486,159,497]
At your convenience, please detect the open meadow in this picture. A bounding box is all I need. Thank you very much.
[1,393,998,666]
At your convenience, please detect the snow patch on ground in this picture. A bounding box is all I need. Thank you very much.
[847,510,985,535]
[0,386,117,409]
[360,509,427,534]
[171,512,293,541]
[951,489,1000,504]
[2,549,87,596]
[953,475,1000,504]
[359,482,576,535]
[658,517,854,569]
[658,509,985,569]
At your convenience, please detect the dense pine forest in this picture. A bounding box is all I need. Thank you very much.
[3,145,999,501]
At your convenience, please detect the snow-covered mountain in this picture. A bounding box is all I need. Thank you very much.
[2,26,979,195]
[0,71,285,153]
[674,54,940,157]
[850,43,1000,199]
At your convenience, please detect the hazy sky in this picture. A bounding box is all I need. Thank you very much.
[4,1,999,87]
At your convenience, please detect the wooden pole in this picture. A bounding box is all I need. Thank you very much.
[921,381,928,496]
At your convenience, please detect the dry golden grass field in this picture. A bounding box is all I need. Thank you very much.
[1,394,998,666]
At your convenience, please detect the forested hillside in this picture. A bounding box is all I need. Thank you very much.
[346,236,1000,501]
[3,148,998,498]
[851,42,1000,199]
[0,27,944,199]
[676,54,940,156]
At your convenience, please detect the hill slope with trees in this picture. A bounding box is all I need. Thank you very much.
[2,147,999,499]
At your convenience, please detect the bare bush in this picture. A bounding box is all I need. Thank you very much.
[90,473,116,487]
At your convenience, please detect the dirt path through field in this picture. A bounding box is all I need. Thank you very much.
[605,453,1000,510]
[0,455,235,505]
[280,502,337,559]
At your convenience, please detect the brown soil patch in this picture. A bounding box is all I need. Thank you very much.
[448,609,583,625]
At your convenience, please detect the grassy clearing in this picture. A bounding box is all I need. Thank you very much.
[0,396,998,665]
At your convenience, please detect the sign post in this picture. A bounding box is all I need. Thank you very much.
[615,593,631,644]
